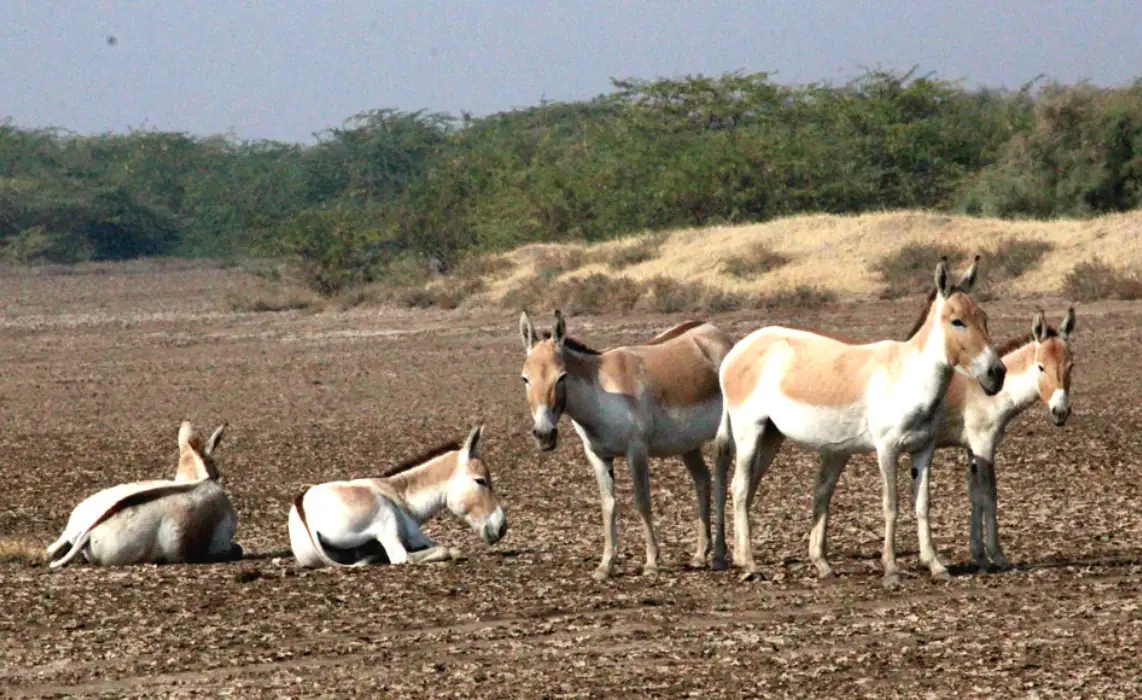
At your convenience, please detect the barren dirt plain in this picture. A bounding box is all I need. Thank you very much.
[2,263,1141,699]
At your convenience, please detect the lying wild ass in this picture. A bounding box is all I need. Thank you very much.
[808,306,1077,577]
[288,425,506,567]
[518,310,734,579]
[47,421,239,568]
[716,257,1006,587]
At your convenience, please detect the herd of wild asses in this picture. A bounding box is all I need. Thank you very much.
[45,256,1077,589]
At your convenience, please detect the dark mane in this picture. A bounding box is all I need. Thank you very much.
[542,331,601,355]
[903,288,940,340]
[381,440,461,478]
[645,320,706,346]
[996,326,1058,357]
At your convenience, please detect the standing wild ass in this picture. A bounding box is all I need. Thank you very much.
[807,306,1076,577]
[518,310,735,579]
[716,257,1006,587]
[288,425,507,567]
[47,421,239,568]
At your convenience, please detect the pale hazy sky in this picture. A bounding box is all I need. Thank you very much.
[3,1,1138,143]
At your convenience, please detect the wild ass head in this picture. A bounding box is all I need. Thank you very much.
[175,421,227,482]
[518,309,577,452]
[1031,307,1077,426]
[931,256,1006,396]
[446,425,508,545]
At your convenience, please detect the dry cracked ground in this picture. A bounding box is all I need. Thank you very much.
[1,263,1140,698]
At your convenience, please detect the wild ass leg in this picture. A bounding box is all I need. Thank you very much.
[584,448,618,581]
[978,457,1013,571]
[681,450,712,569]
[967,450,989,573]
[910,443,950,582]
[626,441,660,576]
[403,524,463,564]
[809,454,849,579]
[712,437,733,571]
[876,446,903,589]
[732,421,783,582]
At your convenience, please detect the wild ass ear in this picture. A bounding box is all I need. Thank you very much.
[519,310,538,351]
[463,424,484,460]
[205,423,227,456]
[1031,309,1048,343]
[957,254,981,294]
[1060,307,1076,341]
[553,309,567,346]
[935,257,953,298]
[177,421,200,453]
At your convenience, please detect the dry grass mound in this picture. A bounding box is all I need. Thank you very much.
[1063,257,1142,301]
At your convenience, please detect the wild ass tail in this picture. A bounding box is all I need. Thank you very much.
[715,402,735,463]
[290,487,339,568]
[50,482,202,569]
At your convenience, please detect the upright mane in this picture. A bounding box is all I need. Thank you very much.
[541,331,601,355]
[996,326,1058,357]
[381,440,461,478]
[904,288,940,340]
[644,320,706,346]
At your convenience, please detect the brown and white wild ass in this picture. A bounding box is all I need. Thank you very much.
[518,310,735,579]
[47,421,239,568]
[288,425,507,567]
[715,257,1006,587]
[807,306,1076,577]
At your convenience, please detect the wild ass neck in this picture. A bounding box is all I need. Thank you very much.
[900,301,956,403]
[560,348,609,437]
[382,452,458,524]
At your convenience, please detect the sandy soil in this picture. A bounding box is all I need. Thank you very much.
[1,264,1140,698]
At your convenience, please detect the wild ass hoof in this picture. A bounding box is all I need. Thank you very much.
[930,568,952,584]
[814,564,837,580]
[882,571,902,590]
[448,547,467,562]
[592,566,614,582]
[710,556,730,572]
[688,555,707,570]
[990,555,1015,572]
[738,568,762,583]
[641,564,660,578]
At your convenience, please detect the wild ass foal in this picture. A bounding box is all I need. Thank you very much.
[289,426,507,567]
[716,257,1006,587]
[48,421,239,568]
[807,306,1076,577]
[519,310,734,579]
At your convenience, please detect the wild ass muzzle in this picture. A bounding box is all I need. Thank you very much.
[716,256,1005,587]
[47,421,239,568]
[519,310,735,579]
[288,425,507,568]
[806,306,1076,578]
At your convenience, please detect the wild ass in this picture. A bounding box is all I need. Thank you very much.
[518,310,735,579]
[715,257,1006,587]
[807,306,1076,577]
[47,421,239,568]
[288,425,507,567]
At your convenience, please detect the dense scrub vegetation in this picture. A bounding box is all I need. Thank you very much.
[3,69,1140,295]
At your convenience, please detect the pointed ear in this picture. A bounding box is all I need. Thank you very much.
[205,423,227,456]
[1060,306,1076,341]
[178,421,196,453]
[553,309,566,346]
[519,310,538,351]
[957,254,981,294]
[935,257,952,298]
[463,424,484,460]
[1031,309,1048,343]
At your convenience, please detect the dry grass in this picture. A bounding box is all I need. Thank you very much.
[875,237,1055,299]
[720,242,790,279]
[472,210,1142,304]
[1063,257,1142,301]
[225,291,316,313]
[0,537,47,566]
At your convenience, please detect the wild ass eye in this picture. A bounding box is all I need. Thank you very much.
[474,477,488,487]
[951,319,966,329]
[1038,364,1046,372]
[521,376,530,385]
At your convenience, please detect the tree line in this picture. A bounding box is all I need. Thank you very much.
[2,69,1140,293]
